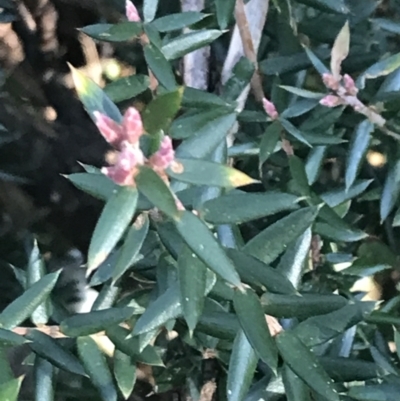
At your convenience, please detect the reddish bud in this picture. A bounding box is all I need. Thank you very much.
[343,74,358,95]
[262,98,279,120]
[126,0,141,22]
[94,112,123,146]
[319,95,343,108]
[149,136,175,170]
[322,73,340,91]
[122,107,144,144]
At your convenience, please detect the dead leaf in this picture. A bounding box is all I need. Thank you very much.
[330,21,350,79]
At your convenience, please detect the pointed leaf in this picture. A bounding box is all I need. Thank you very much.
[143,43,176,91]
[227,329,258,401]
[200,192,301,224]
[280,119,312,147]
[305,146,327,185]
[143,0,158,22]
[142,88,183,134]
[69,65,122,123]
[178,245,207,333]
[0,271,61,330]
[0,377,22,401]
[282,364,312,401]
[276,331,340,401]
[380,160,400,222]
[88,186,138,272]
[233,288,278,372]
[80,22,142,42]
[60,306,135,337]
[174,211,242,287]
[296,0,348,14]
[261,293,347,318]
[135,165,180,219]
[215,0,235,29]
[346,120,373,190]
[104,75,150,103]
[151,12,208,32]
[259,121,281,165]
[277,228,312,289]
[330,21,350,79]
[26,330,86,376]
[77,336,118,401]
[303,46,330,75]
[114,350,136,400]
[243,206,319,265]
[113,214,149,283]
[162,30,223,60]
[197,311,239,340]
[226,249,297,294]
[167,158,256,188]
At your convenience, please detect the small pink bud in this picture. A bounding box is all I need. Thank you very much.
[94,112,124,146]
[149,136,175,170]
[126,0,141,22]
[122,107,144,144]
[319,95,343,108]
[322,73,340,91]
[343,74,358,95]
[262,98,279,120]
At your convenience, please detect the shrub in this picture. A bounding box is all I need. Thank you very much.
[2,0,400,400]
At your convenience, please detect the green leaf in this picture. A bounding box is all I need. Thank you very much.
[314,221,367,242]
[215,0,235,29]
[260,293,347,319]
[80,22,142,42]
[69,65,122,123]
[182,87,233,109]
[178,245,207,333]
[27,240,50,326]
[197,311,239,340]
[226,249,297,294]
[162,30,223,60]
[176,113,237,159]
[346,120,373,190]
[167,158,256,188]
[0,271,60,330]
[227,329,258,401]
[259,121,282,165]
[143,43,176,91]
[380,160,400,222]
[348,384,400,401]
[243,206,319,265]
[200,191,301,225]
[279,85,325,99]
[106,325,164,365]
[77,336,118,401]
[0,329,27,346]
[277,228,312,289]
[135,165,180,219]
[104,75,150,103]
[282,364,312,401]
[34,357,54,401]
[305,146,327,185]
[233,288,278,373]
[143,0,158,22]
[114,350,136,400]
[295,0,348,13]
[60,306,135,337]
[174,211,242,288]
[170,108,234,140]
[132,283,181,335]
[151,12,208,32]
[88,186,138,273]
[0,377,22,401]
[280,118,312,147]
[113,214,149,283]
[276,331,340,401]
[26,330,86,376]
[303,46,330,75]
[292,302,375,347]
[65,173,118,201]
[289,155,312,196]
[142,88,183,134]
[358,52,400,89]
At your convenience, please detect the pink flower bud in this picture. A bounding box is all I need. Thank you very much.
[126,0,141,22]
[319,95,343,108]
[262,98,279,120]
[94,111,124,146]
[122,107,144,145]
[343,74,358,96]
[322,73,340,91]
[148,136,175,170]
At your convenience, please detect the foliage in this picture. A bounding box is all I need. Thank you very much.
[4,0,400,400]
